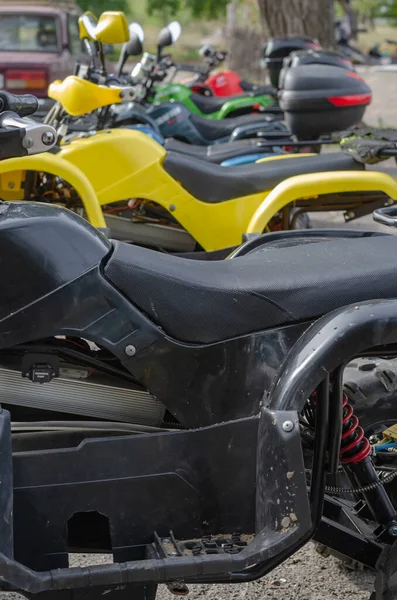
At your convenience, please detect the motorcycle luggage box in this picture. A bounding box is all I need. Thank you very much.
[263,35,321,88]
[278,49,354,88]
[286,49,354,70]
[279,64,372,138]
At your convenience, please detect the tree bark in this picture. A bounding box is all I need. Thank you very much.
[226,0,263,81]
[258,0,335,48]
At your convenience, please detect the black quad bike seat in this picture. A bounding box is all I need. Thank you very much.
[240,81,277,96]
[163,151,364,202]
[105,234,397,345]
[190,112,278,141]
[190,92,261,115]
[164,138,275,164]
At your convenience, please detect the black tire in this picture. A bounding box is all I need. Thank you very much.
[291,211,311,230]
[344,358,397,433]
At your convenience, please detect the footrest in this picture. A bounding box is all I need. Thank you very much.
[155,532,252,558]
[0,408,311,594]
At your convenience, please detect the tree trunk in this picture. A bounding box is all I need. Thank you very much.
[339,0,358,39]
[226,0,263,81]
[258,0,335,48]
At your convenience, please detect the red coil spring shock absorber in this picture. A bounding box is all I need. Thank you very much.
[340,393,371,464]
[339,392,396,527]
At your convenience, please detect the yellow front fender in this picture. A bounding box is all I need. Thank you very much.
[0,153,106,230]
[247,171,397,233]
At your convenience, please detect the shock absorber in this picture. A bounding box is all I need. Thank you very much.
[341,393,396,526]
[340,394,371,464]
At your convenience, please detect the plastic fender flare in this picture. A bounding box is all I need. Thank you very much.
[218,95,274,119]
[0,153,106,231]
[246,170,397,233]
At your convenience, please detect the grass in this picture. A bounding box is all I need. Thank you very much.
[356,25,397,52]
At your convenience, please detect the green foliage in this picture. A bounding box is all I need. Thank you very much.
[77,0,129,15]
[147,0,228,19]
[352,0,396,17]
[382,0,397,18]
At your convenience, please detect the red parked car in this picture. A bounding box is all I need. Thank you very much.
[0,1,85,114]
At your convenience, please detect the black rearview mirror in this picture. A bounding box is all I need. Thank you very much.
[157,21,181,58]
[117,23,144,76]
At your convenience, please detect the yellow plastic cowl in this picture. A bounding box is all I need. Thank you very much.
[247,170,397,233]
[48,76,123,116]
[0,153,106,230]
[95,11,129,44]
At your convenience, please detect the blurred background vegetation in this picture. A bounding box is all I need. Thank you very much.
[76,0,397,64]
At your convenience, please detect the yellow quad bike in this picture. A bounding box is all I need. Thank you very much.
[0,14,396,252]
[2,121,397,252]
[3,92,397,251]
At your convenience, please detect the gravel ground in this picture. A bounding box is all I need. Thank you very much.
[157,545,375,600]
[66,547,375,599]
[358,66,397,128]
[2,68,397,600]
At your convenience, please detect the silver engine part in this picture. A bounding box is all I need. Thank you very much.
[0,367,164,426]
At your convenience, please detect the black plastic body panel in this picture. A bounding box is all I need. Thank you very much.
[263,35,320,87]
[279,65,371,137]
[124,323,308,427]
[0,203,110,323]
[0,406,311,593]
[13,417,259,571]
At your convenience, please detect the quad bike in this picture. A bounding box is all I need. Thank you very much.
[0,19,375,253]
[149,22,278,119]
[59,19,289,165]
[112,18,285,146]
[5,75,384,251]
[2,14,376,252]
[28,21,375,253]
[111,21,369,150]
[5,94,397,600]
[173,45,275,98]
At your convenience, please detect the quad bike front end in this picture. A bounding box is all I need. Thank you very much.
[2,294,397,600]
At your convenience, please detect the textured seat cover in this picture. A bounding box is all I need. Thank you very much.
[105,235,397,344]
[190,113,275,141]
[164,138,270,164]
[190,92,258,114]
[163,151,364,202]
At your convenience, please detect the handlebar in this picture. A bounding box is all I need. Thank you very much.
[0,92,38,117]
